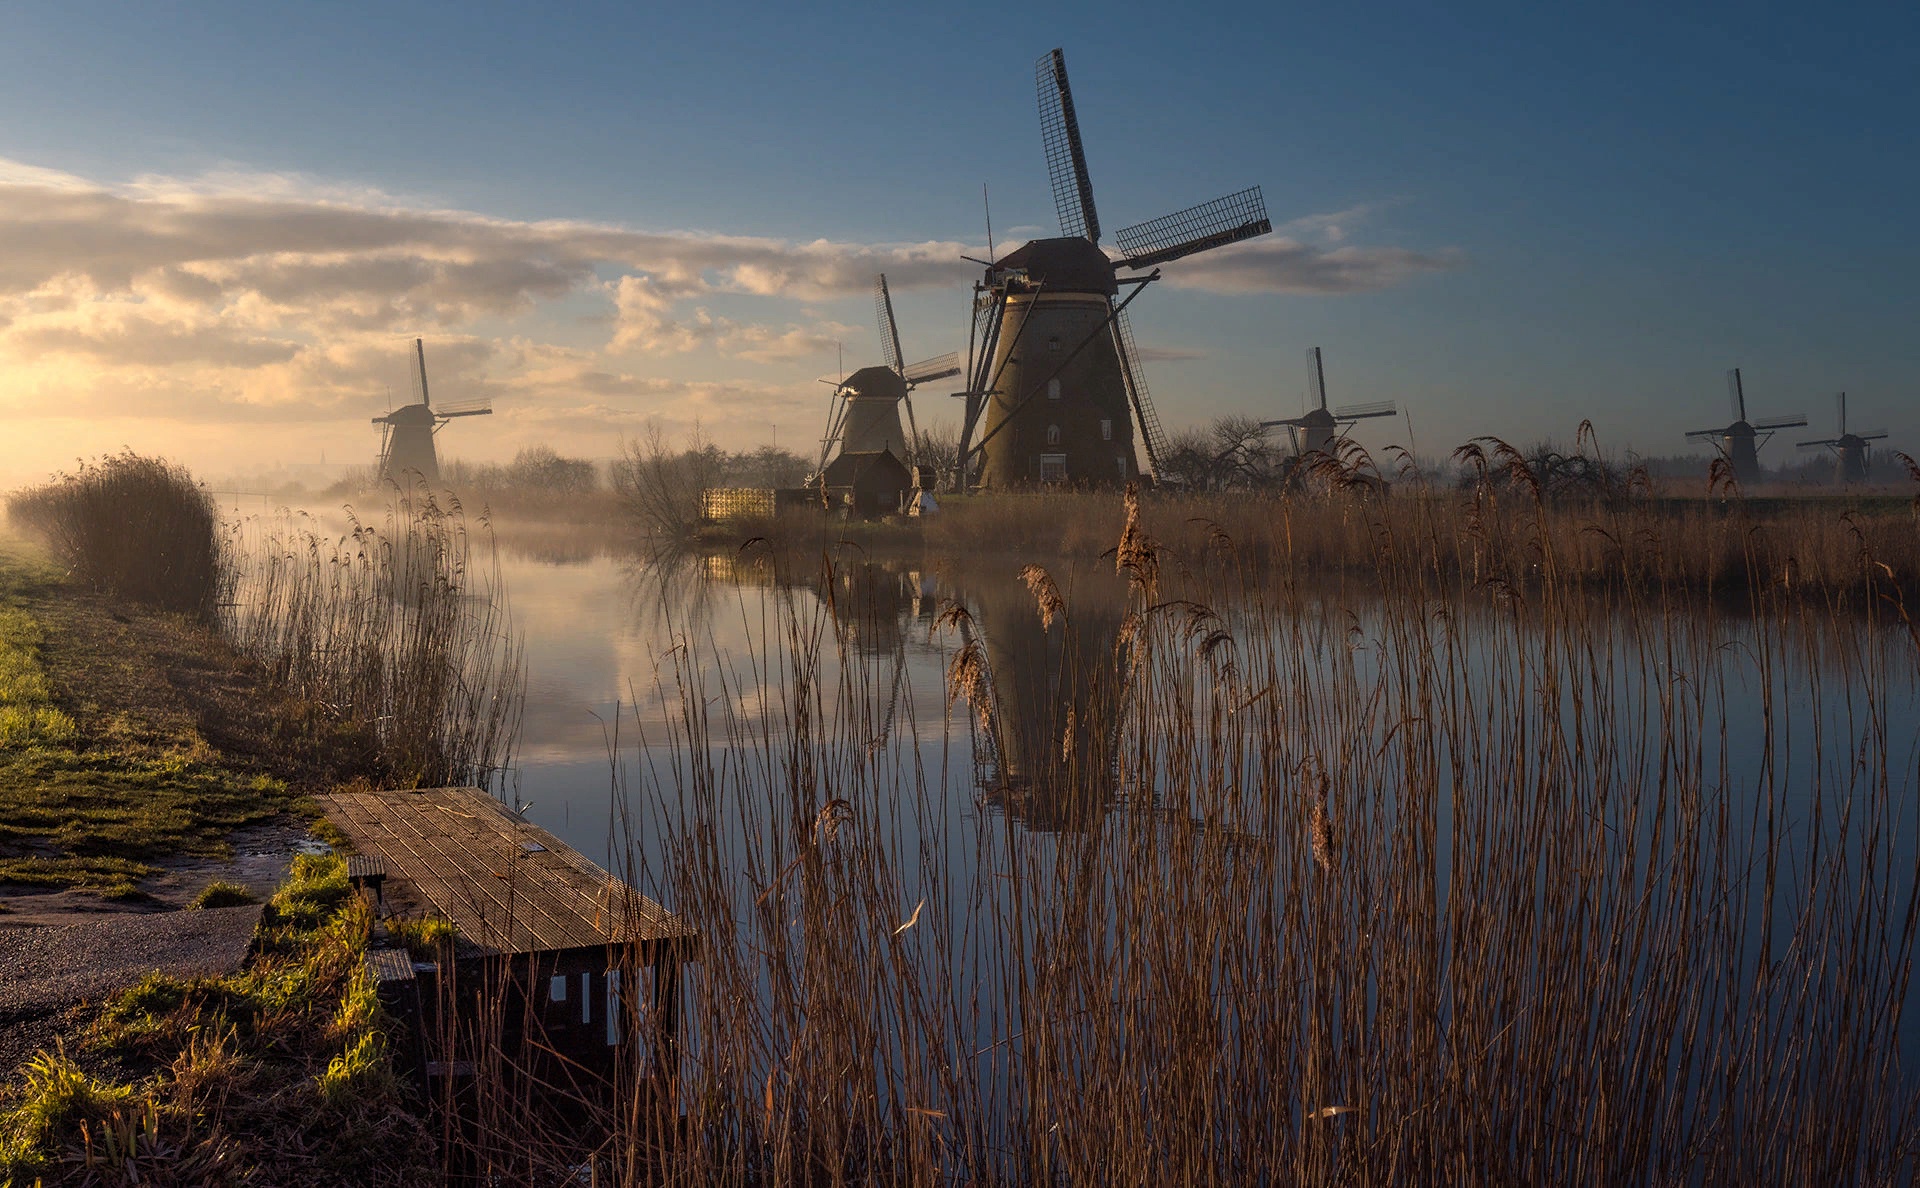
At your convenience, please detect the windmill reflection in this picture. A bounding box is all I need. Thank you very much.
[946,563,1131,833]
[688,546,1133,834]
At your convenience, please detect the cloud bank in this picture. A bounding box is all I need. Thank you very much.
[0,159,1455,478]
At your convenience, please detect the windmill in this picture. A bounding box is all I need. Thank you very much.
[814,275,960,479]
[955,47,1272,489]
[1797,392,1888,484]
[1261,347,1397,457]
[1684,368,1805,485]
[372,339,492,485]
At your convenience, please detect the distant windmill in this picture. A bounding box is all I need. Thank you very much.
[1797,392,1888,484]
[372,339,492,485]
[1684,368,1805,485]
[813,275,960,476]
[955,47,1272,489]
[1261,347,1396,457]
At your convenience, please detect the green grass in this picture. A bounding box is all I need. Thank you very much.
[1,854,432,1184]
[0,535,301,896]
[189,879,259,909]
[384,913,455,960]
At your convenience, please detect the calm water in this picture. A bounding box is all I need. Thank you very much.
[225,501,1920,1154]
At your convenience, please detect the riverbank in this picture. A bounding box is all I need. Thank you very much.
[0,529,444,1181]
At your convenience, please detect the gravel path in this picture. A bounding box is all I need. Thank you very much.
[0,904,263,1016]
[0,904,263,1073]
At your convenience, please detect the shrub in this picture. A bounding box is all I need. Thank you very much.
[189,880,259,909]
[7,452,227,617]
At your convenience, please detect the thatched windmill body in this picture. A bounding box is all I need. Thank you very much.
[1261,347,1396,457]
[1684,368,1804,485]
[373,339,492,484]
[1798,392,1888,484]
[956,48,1273,489]
[815,275,960,475]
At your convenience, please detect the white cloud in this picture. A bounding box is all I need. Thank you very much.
[1159,238,1461,295]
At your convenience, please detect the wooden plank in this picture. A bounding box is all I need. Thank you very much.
[347,793,572,951]
[327,792,540,951]
[316,787,694,958]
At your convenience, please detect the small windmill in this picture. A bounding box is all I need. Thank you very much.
[372,339,492,484]
[1797,392,1888,484]
[1261,347,1396,457]
[814,275,959,477]
[1684,368,1805,485]
[955,47,1272,489]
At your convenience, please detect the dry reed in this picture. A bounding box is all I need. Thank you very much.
[223,486,523,790]
[570,473,1920,1185]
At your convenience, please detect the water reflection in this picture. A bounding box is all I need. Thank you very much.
[947,563,1130,832]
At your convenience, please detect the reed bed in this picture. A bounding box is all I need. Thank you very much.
[924,438,1920,602]
[222,488,523,790]
[6,452,228,617]
[576,477,1920,1185]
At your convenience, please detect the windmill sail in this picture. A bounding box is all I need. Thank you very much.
[875,275,905,375]
[1115,188,1273,269]
[1037,48,1100,242]
[903,352,961,384]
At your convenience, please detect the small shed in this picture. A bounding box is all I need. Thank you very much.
[820,447,913,516]
[318,786,696,1101]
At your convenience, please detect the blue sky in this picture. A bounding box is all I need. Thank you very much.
[0,0,1913,481]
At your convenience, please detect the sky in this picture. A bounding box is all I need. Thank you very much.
[0,0,1914,486]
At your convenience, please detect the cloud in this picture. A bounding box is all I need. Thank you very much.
[1159,238,1461,295]
[1133,344,1206,364]
[0,155,1454,479]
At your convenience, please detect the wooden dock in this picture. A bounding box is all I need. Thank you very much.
[317,786,694,1089]
[318,785,691,957]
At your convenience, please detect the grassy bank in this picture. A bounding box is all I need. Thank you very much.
[0,855,434,1185]
[0,537,302,897]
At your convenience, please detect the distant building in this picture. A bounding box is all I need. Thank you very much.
[820,448,913,516]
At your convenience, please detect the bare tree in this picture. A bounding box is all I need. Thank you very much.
[610,423,723,540]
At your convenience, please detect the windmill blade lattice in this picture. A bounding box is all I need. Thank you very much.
[1115,188,1272,269]
[1335,401,1397,420]
[1037,48,1100,242]
[875,276,905,375]
[903,352,961,385]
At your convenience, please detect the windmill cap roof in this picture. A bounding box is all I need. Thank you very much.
[376,402,438,426]
[841,365,908,399]
[992,237,1118,295]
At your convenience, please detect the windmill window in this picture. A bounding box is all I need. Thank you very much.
[1047,378,1061,401]
[1039,454,1068,483]
[1046,424,1061,446]
[1048,336,1060,354]
[1100,419,1112,441]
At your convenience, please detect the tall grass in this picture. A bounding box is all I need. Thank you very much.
[924,437,1920,601]
[570,475,1920,1184]
[6,452,228,616]
[224,486,523,790]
